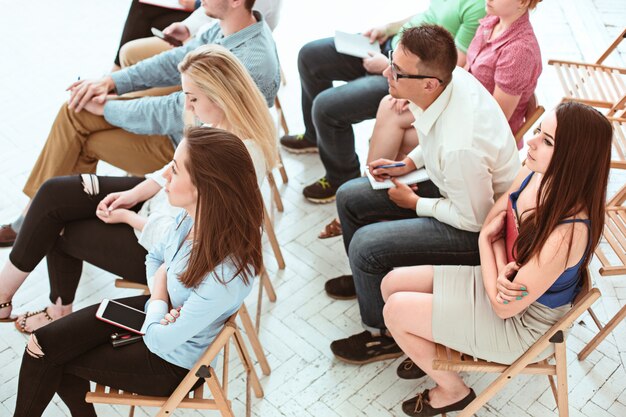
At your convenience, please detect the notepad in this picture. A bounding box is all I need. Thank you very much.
[366,168,429,190]
[334,31,381,59]
[139,0,190,11]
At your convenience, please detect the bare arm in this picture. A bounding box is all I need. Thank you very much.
[493,86,522,122]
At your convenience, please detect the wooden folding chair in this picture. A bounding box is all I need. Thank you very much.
[114,278,271,375]
[274,96,290,185]
[548,28,626,112]
[578,188,626,360]
[432,268,601,417]
[86,311,263,417]
[607,110,626,172]
[514,94,545,144]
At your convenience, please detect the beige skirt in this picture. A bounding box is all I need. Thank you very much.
[431,265,571,365]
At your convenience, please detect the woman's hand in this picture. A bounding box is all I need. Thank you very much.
[495,262,526,304]
[482,211,506,242]
[385,95,410,115]
[96,207,134,225]
[97,189,141,213]
[160,307,181,325]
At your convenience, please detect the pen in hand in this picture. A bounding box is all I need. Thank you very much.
[374,162,406,169]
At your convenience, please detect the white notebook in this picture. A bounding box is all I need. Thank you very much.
[334,31,381,59]
[366,168,429,190]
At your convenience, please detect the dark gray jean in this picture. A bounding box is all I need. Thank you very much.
[298,37,390,185]
[336,177,481,331]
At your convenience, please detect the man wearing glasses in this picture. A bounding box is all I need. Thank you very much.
[280,0,486,203]
[327,25,521,370]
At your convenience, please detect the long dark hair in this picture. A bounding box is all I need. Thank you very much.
[179,126,264,287]
[515,102,612,271]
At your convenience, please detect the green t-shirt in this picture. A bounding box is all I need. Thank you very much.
[391,0,486,53]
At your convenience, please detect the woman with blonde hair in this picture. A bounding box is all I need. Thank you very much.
[0,45,276,332]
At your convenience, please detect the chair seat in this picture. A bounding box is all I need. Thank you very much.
[85,383,227,410]
[432,344,557,375]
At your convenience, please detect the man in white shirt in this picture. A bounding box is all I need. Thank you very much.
[327,25,520,366]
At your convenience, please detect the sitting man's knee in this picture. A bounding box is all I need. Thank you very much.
[26,334,44,358]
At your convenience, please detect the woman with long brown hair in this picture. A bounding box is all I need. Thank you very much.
[380,102,612,417]
[11,127,263,417]
[0,45,276,332]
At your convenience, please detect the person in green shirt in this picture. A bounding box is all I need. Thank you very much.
[280,0,485,204]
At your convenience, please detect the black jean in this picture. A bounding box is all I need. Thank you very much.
[13,296,193,417]
[115,0,193,66]
[10,175,148,304]
[298,37,390,185]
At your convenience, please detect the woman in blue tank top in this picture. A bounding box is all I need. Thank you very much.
[380,101,613,417]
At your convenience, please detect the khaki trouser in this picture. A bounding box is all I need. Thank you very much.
[23,102,174,198]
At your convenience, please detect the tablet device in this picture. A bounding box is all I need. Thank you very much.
[96,299,146,335]
[334,31,381,58]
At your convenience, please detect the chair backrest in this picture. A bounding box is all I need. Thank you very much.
[607,115,626,170]
[596,27,626,65]
[514,94,545,144]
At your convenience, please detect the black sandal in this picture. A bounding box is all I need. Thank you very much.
[15,308,53,334]
[0,300,16,322]
[402,388,476,417]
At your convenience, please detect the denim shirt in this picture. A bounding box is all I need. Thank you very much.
[141,211,253,369]
[105,11,280,146]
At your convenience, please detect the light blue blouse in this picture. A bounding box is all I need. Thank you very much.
[141,211,252,369]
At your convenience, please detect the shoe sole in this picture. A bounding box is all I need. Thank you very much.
[305,195,336,204]
[0,242,15,248]
[325,293,357,301]
[281,145,318,154]
[333,351,404,365]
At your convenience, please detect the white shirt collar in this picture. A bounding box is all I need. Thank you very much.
[409,79,453,137]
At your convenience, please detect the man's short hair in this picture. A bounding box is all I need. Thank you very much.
[245,0,256,11]
[399,24,457,85]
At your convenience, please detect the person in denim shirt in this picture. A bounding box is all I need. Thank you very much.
[11,127,263,417]
[0,0,279,246]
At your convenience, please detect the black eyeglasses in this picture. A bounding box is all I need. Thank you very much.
[387,50,443,84]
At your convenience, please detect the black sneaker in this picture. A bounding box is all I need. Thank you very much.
[303,177,338,203]
[280,133,318,154]
[330,330,403,364]
[397,357,426,380]
[324,275,356,300]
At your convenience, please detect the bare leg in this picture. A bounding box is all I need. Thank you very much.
[17,297,73,333]
[0,261,29,319]
[382,266,471,408]
[366,95,417,164]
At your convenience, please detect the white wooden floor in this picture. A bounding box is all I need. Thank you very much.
[0,1,625,416]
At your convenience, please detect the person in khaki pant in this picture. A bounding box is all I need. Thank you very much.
[0,0,280,247]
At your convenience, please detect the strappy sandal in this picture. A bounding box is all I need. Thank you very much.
[15,308,53,334]
[318,218,342,239]
[0,300,16,322]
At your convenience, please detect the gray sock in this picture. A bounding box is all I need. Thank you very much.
[11,215,24,233]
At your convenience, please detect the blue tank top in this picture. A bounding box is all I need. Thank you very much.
[509,173,591,308]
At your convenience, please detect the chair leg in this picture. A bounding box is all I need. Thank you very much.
[555,341,569,417]
[266,172,284,213]
[128,405,135,417]
[579,304,626,360]
[275,96,289,135]
[542,359,558,402]
[239,304,271,376]
[233,327,264,398]
[278,152,289,184]
[205,367,236,417]
[261,267,277,303]
[587,307,604,330]
[263,205,285,269]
